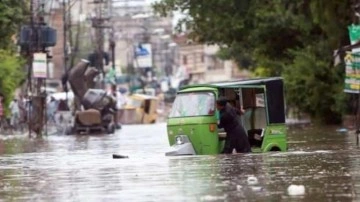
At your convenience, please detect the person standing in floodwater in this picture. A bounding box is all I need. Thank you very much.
[216,96,251,154]
[108,85,125,129]
[9,98,20,129]
[47,96,58,124]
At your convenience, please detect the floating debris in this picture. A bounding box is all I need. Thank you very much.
[200,194,227,201]
[336,128,348,133]
[250,186,263,192]
[287,185,305,196]
[247,176,258,185]
[112,154,129,159]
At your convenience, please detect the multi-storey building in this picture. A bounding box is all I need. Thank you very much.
[172,34,206,84]
[110,0,173,75]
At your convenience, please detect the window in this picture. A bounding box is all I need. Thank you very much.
[201,54,205,63]
[169,92,215,117]
[182,55,188,65]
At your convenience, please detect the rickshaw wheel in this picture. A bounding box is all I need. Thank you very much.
[270,147,281,152]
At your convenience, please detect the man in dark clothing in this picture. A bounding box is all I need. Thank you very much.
[216,97,251,154]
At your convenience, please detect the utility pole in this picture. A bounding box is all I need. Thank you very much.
[70,0,83,70]
[90,0,111,89]
[63,0,68,74]
[62,0,82,100]
[20,0,57,137]
[109,0,116,87]
[34,1,47,137]
[62,0,69,101]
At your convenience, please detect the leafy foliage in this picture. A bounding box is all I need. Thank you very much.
[0,0,28,115]
[154,0,353,124]
[283,42,346,124]
[0,0,28,49]
[0,50,25,115]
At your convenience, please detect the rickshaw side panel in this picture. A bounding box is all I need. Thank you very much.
[261,124,287,152]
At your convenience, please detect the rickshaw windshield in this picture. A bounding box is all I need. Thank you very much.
[169,92,215,118]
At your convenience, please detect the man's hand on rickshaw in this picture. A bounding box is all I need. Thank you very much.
[240,106,245,114]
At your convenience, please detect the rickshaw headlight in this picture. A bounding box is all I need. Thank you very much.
[175,136,183,145]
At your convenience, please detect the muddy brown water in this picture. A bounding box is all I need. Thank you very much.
[0,123,359,201]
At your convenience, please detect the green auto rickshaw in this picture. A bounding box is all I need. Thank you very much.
[165,77,287,156]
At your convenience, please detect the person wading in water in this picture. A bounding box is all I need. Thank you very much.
[216,96,251,154]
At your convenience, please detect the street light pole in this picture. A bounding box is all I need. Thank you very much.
[109,0,116,89]
[110,30,116,85]
[63,0,68,73]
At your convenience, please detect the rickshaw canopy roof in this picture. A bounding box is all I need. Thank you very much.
[180,77,283,89]
[180,77,285,124]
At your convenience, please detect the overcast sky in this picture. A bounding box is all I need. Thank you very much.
[113,0,186,29]
[147,0,187,30]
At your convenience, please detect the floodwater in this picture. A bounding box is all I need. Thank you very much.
[0,123,359,201]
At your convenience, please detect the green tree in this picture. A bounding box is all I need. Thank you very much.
[283,42,346,124]
[0,0,28,49]
[0,0,28,114]
[154,0,353,124]
[0,50,25,115]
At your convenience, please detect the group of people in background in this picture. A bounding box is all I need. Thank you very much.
[108,85,127,129]
[0,84,128,133]
[0,94,30,131]
[0,92,65,131]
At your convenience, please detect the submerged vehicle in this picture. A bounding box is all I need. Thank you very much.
[64,59,117,134]
[165,77,287,156]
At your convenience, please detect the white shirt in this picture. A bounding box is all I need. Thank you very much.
[115,92,127,109]
[9,100,19,114]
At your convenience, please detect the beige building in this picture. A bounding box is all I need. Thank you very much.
[111,12,173,74]
[204,45,250,82]
[173,35,206,83]
[172,36,250,84]
[204,45,232,82]
[44,1,64,81]
[42,0,96,80]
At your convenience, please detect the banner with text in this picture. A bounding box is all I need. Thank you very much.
[345,25,360,93]
[344,52,360,93]
[133,43,152,68]
[33,53,47,78]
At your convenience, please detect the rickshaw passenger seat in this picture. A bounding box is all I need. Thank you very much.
[247,129,263,147]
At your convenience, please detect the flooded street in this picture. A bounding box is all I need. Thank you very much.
[0,123,359,201]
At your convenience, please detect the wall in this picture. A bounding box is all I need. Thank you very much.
[177,43,206,83]
[48,8,65,80]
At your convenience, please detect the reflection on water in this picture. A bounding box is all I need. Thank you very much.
[0,123,359,201]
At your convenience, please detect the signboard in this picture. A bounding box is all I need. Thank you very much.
[345,25,360,93]
[33,53,47,78]
[344,53,360,93]
[133,43,152,68]
[349,24,360,53]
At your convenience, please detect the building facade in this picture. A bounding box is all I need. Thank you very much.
[172,38,250,84]
[204,45,231,82]
[45,1,63,81]
[111,10,173,75]
[173,35,206,84]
